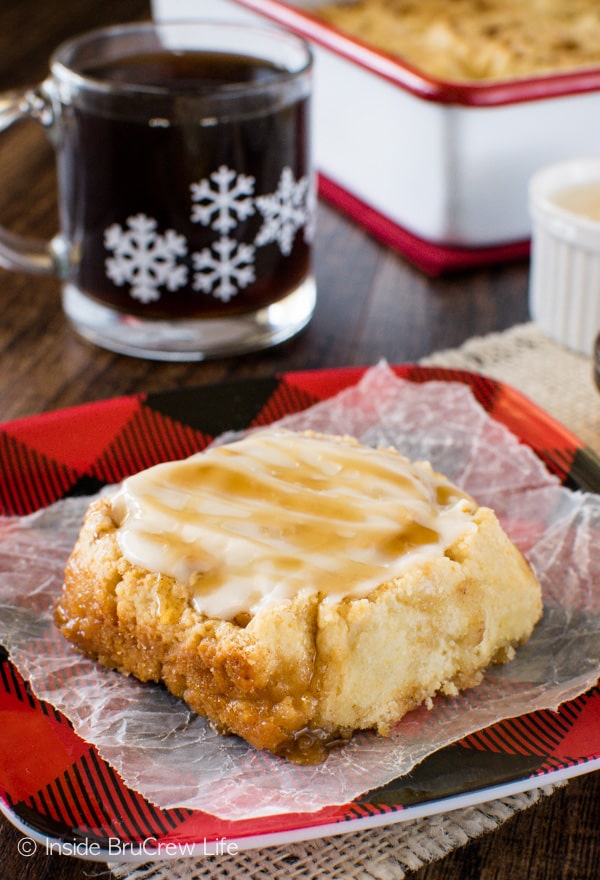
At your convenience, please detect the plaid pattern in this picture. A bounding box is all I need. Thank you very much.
[1,366,598,852]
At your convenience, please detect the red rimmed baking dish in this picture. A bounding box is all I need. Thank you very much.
[152,0,600,273]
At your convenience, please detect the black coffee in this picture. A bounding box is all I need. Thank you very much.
[59,50,312,319]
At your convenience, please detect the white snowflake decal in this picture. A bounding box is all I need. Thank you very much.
[104,165,314,305]
[254,167,310,256]
[104,214,188,303]
[190,165,256,234]
[192,237,255,302]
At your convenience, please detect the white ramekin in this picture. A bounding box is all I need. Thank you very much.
[529,157,600,356]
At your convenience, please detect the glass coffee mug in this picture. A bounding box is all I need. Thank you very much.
[0,21,315,360]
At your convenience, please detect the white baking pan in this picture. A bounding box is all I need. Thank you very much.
[152,0,600,273]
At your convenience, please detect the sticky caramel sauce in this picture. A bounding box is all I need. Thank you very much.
[111,430,477,620]
[554,180,600,222]
[277,725,353,765]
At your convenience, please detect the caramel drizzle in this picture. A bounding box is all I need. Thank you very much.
[111,430,477,619]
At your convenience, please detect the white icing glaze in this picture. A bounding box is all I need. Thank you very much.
[110,430,478,619]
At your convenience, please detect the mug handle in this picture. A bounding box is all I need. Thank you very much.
[0,85,62,276]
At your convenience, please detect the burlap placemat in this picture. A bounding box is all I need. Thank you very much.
[422,321,600,456]
[109,787,554,880]
[108,322,597,880]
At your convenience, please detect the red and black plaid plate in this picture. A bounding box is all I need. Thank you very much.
[1,365,599,859]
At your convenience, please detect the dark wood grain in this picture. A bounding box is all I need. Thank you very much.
[0,2,597,879]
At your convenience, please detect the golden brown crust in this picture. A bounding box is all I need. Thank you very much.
[55,479,542,763]
[315,0,600,82]
[55,498,321,755]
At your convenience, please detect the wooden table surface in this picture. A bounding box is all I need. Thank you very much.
[0,1,598,878]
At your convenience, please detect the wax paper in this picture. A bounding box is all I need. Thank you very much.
[1,362,599,819]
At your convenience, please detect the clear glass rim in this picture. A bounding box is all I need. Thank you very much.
[50,20,313,100]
